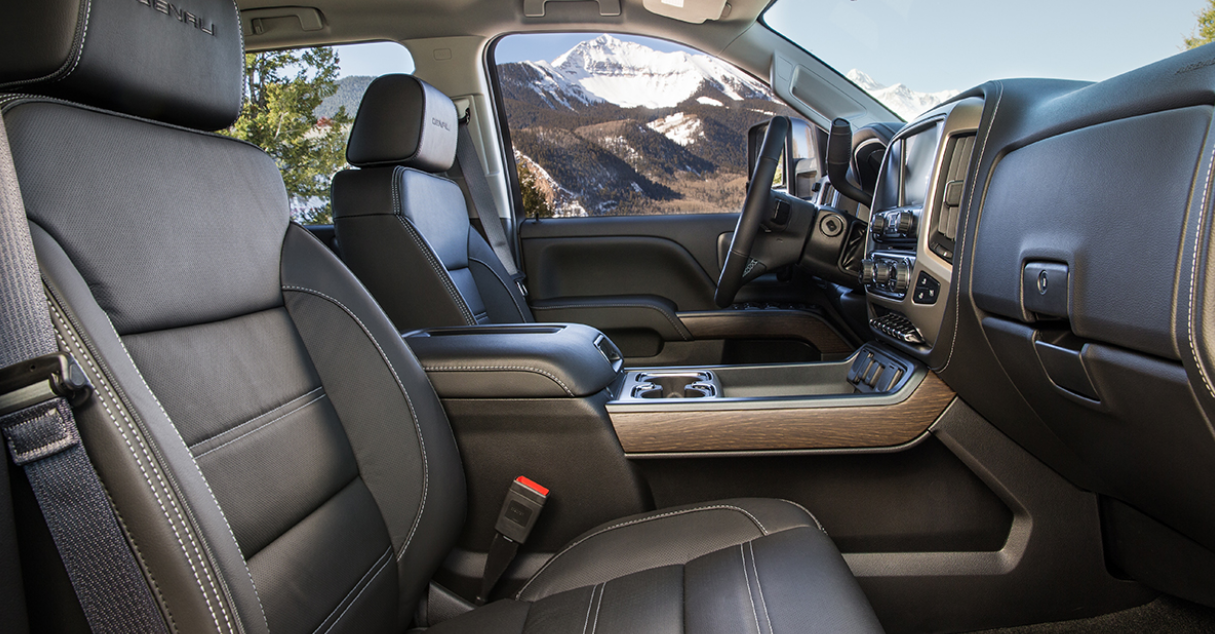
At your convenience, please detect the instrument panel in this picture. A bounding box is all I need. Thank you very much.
[861,97,984,356]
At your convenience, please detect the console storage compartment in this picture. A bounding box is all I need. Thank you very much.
[404,323,623,398]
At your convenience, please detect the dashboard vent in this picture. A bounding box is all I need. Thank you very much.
[929,134,976,263]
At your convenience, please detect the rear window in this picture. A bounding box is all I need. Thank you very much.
[222,42,413,224]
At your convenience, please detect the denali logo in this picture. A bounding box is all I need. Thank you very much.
[432,118,451,131]
[136,0,216,36]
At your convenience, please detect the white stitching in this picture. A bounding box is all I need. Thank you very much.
[516,504,768,599]
[188,387,324,451]
[779,499,825,532]
[109,324,260,634]
[55,0,92,83]
[314,547,393,634]
[51,325,179,634]
[48,300,231,634]
[532,302,689,339]
[193,393,328,460]
[392,167,477,325]
[1185,120,1215,401]
[580,583,598,634]
[740,545,762,634]
[748,541,774,634]
[282,285,430,562]
[420,364,574,397]
[589,582,605,634]
[467,257,530,321]
[941,83,1003,373]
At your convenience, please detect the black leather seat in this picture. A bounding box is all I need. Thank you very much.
[0,1,883,632]
[332,75,534,333]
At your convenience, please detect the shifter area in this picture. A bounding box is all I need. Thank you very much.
[620,370,721,400]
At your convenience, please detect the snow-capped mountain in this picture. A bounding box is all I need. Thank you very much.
[496,36,797,217]
[846,70,958,121]
[517,35,772,110]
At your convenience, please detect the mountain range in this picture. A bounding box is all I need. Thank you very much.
[845,70,958,121]
[317,36,956,217]
[498,35,796,216]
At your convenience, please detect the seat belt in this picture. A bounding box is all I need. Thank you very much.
[0,115,169,634]
[476,476,548,605]
[455,110,527,297]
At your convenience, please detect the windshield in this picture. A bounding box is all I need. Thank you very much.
[763,0,1202,120]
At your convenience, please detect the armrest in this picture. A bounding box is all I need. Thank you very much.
[404,323,623,399]
[529,295,692,341]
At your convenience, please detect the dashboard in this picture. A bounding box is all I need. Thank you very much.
[860,98,983,351]
[846,46,1215,607]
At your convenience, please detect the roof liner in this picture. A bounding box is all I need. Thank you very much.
[236,0,775,58]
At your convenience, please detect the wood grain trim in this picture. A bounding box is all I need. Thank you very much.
[610,372,956,453]
[677,310,854,355]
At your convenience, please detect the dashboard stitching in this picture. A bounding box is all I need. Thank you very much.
[940,83,1003,373]
[1185,131,1215,401]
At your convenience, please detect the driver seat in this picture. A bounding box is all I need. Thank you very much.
[332,74,533,333]
[0,1,884,632]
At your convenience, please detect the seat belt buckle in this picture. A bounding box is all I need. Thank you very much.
[512,273,529,298]
[0,353,92,418]
[494,476,548,544]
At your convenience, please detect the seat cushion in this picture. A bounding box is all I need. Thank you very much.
[429,499,883,633]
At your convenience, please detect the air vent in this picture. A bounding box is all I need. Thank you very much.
[929,134,976,263]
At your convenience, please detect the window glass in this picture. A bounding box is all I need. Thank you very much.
[223,42,414,224]
[495,33,797,217]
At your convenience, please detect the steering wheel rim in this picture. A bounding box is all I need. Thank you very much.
[714,116,790,308]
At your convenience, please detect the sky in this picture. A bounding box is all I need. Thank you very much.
[764,0,1207,93]
[331,0,1209,94]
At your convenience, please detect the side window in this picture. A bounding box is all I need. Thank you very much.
[223,42,414,224]
[494,33,798,218]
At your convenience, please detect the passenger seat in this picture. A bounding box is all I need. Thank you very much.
[332,75,533,333]
[0,1,884,632]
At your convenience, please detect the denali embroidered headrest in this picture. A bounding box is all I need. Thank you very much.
[0,0,244,131]
[345,74,460,173]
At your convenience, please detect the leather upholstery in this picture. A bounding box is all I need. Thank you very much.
[404,323,622,398]
[333,75,533,334]
[0,0,243,131]
[429,499,884,634]
[2,4,881,633]
[346,74,460,172]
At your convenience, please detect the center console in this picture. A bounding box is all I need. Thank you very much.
[860,97,984,353]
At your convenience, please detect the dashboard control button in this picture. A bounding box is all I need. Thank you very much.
[859,259,876,284]
[913,272,941,305]
[870,214,888,234]
[892,260,911,294]
[895,211,916,235]
[874,261,894,284]
[820,213,844,237]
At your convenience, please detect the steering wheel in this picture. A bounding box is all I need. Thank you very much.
[714,116,790,308]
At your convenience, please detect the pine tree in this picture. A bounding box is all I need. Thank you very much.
[1186,0,1215,49]
[518,163,554,218]
[222,47,352,224]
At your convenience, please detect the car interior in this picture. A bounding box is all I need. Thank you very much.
[3,0,1215,633]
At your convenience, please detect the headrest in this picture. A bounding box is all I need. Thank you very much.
[0,0,244,131]
[346,74,459,172]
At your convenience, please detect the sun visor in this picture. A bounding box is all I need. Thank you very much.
[642,0,731,24]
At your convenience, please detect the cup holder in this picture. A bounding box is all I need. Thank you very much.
[631,373,716,399]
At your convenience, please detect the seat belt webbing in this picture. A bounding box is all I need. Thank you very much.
[0,113,169,634]
[455,116,525,287]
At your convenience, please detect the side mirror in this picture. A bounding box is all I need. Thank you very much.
[746,117,821,199]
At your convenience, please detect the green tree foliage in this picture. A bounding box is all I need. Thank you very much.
[518,163,555,218]
[222,48,351,224]
[1186,0,1215,49]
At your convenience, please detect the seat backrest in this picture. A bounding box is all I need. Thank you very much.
[1,2,464,633]
[332,75,532,333]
